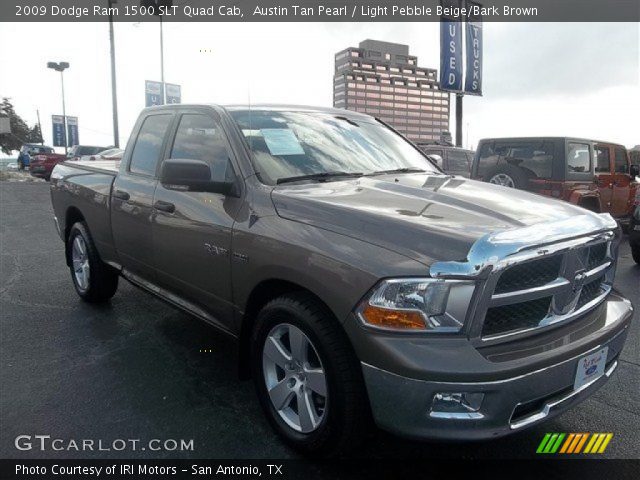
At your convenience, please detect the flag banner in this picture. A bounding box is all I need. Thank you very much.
[66,116,79,147]
[464,4,483,95]
[166,83,181,104]
[145,80,164,107]
[439,18,463,92]
[52,115,65,147]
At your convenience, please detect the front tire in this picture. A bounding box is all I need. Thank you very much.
[67,222,118,303]
[250,293,369,456]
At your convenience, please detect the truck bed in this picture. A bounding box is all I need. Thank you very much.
[50,160,120,266]
[61,159,121,175]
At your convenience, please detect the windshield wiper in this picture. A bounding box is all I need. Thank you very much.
[366,167,429,176]
[276,171,363,185]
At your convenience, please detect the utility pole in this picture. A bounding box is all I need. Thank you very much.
[36,109,43,144]
[108,0,120,147]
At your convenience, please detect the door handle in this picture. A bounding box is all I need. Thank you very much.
[113,189,130,201]
[154,200,175,213]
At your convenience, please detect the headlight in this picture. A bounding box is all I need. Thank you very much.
[356,278,475,332]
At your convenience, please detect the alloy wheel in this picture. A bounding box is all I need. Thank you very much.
[71,235,90,291]
[262,323,328,433]
[489,173,516,188]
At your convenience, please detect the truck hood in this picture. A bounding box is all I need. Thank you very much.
[271,174,603,264]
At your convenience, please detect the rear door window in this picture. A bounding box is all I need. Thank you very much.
[567,142,591,173]
[477,141,554,179]
[129,114,173,176]
[594,146,611,173]
[614,147,628,173]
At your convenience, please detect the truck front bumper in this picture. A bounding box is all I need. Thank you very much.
[357,293,633,441]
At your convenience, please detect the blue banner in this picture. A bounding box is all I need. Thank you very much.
[439,20,463,92]
[464,18,483,95]
[165,83,181,104]
[66,116,79,147]
[52,115,65,147]
[145,80,164,107]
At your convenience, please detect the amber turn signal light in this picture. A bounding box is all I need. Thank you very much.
[361,304,426,330]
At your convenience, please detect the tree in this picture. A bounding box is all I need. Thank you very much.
[28,124,43,144]
[0,98,40,155]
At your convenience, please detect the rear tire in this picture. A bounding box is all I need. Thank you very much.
[250,293,370,456]
[67,222,118,303]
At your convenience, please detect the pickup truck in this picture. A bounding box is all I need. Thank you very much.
[29,152,68,181]
[50,105,633,455]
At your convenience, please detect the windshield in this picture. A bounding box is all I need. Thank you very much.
[229,110,438,185]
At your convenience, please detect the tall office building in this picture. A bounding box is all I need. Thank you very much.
[333,39,450,143]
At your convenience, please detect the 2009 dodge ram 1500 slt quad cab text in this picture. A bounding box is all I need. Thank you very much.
[50,105,633,455]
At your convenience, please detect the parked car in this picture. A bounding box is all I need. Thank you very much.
[630,189,640,264]
[416,142,474,177]
[17,144,54,170]
[50,105,633,455]
[472,137,639,229]
[80,147,123,162]
[67,145,109,161]
[29,151,68,181]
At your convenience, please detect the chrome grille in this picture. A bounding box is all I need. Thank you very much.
[576,275,605,310]
[479,237,615,340]
[483,297,552,337]
[494,255,562,294]
[587,243,607,269]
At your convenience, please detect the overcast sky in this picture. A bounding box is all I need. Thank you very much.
[0,21,638,156]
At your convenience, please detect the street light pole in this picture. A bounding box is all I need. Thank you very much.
[47,61,70,154]
[60,70,67,154]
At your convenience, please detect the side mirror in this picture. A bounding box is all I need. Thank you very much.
[160,158,237,196]
[427,154,444,168]
[629,164,639,177]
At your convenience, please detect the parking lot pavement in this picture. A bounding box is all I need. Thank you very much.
[1,182,638,460]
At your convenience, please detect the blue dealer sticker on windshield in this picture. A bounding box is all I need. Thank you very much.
[261,129,305,156]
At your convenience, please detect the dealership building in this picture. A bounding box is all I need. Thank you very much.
[333,39,450,142]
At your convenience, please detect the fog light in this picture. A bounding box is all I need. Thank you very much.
[430,392,485,419]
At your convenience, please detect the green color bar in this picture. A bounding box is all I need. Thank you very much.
[537,433,552,453]
[550,433,566,453]
[543,433,559,453]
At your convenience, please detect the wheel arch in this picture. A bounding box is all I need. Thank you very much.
[574,193,601,212]
[237,279,339,380]
[64,207,86,266]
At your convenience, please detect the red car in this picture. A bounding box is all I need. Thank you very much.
[29,152,68,181]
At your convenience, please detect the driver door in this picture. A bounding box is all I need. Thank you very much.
[152,110,244,329]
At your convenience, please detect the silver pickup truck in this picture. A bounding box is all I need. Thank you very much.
[50,104,633,455]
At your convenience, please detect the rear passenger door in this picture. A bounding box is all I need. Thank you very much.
[611,146,632,217]
[152,110,243,329]
[594,144,614,213]
[111,112,174,282]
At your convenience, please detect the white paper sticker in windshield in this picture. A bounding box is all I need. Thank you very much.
[261,128,305,156]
